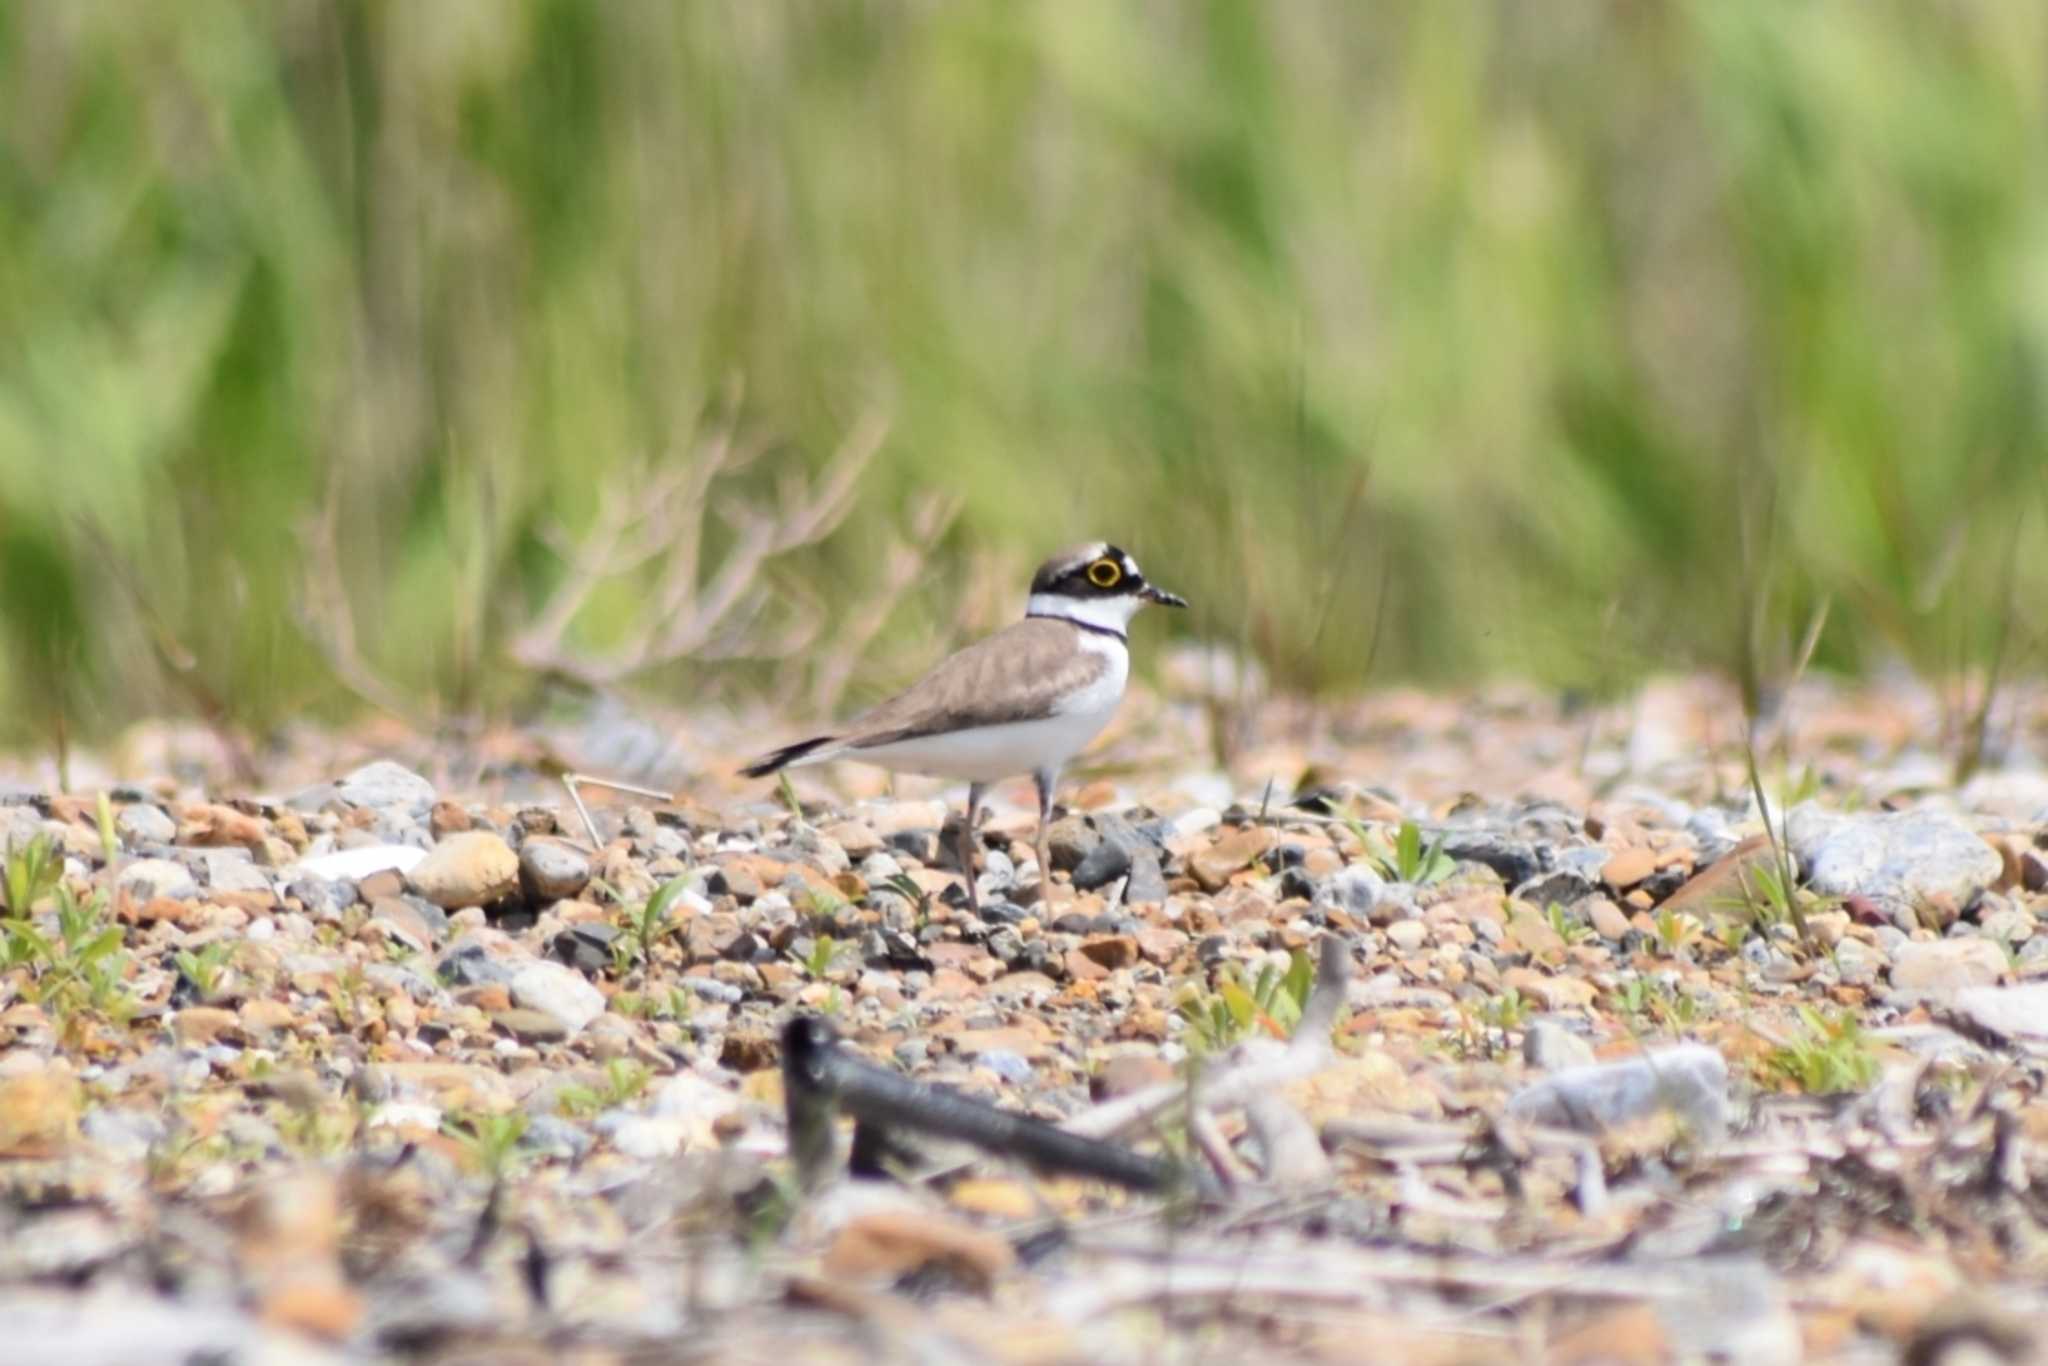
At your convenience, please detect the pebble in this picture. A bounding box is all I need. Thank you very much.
[1071,839,1132,891]
[291,845,426,883]
[114,803,176,847]
[334,760,438,816]
[116,858,198,902]
[1507,1044,1730,1140]
[1950,983,2048,1041]
[519,837,592,901]
[1889,938,2008,998]
[1523,1021,1597,1071]
[1789,807,2003,919]
[406,831,520,909]
[509,960,606,1036]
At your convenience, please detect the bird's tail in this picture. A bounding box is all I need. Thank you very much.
[738,734,839,779]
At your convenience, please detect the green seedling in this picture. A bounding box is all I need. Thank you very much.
[1177,948,1315,1053]
[557,1058,655,1117]
[1545,901,1589,946]
[96,793,119,866]
[1479,986,1530,1031]
[618,875,694,972]
[1758,1006,1880,1095]
[174,941,235,1001]
[881,872,933,928]
[4,879,134,1024]
[1649,904,1700,957]
[3,832,62,916]
[1349,818,1454,886]
[790,933,852,982]
[442,1109,531,1180]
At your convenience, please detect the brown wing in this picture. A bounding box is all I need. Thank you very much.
[841,618,1107,748]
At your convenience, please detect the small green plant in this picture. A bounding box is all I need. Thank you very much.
[4,880,134,1023]
[1611,977,1700,1030]
[1544,901,1589,946]
[96,794,120,866]
[3,832,62,916]
[881,872,933,928]
[1177,949,1315,1053]
[557,1058,655,1117]
[1351,819,1454,886]
[1479,986,1530,1031]
[1758,1007,1881,1095]
[174,942,235,1001]
[443,1109,531,1179]
[796,884,848,920]
[777,771,805,823]
[790,934,852,982]
[1649,904,1700,957]
[616,876,694,973]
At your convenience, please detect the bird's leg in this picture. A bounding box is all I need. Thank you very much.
[1033,766,1060,907]
[959,781,987,916]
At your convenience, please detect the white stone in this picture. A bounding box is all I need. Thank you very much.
[509,961,605,1036]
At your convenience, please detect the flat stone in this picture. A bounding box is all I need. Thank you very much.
[1524,1021,1597,1070]
[171,1006,242,1047]
[114,803,176,847]
[1071,839,1131,892]
[1078,934,1140,971]
[406,831,519,909]
[1889,938,2008,998]
[508,960,606,1036]
[1789,807,2003,919]
[491,1008,571,1044]
[518,837,591,902]
[1600,847,1660,891]
[335,760,437,816]
[1507,1044,1729,1140]
[117,859,198,902]
[1950,983,2048,1040]
[1586,896,1633,940]
[1190,826,1275,892]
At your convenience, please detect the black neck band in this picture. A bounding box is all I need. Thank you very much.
[1028,612,1127,643]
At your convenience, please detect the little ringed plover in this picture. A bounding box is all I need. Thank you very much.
[740,542,1186,912]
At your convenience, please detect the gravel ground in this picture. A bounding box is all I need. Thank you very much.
[3,673,2048,1364]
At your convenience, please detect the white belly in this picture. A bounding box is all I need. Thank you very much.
[848,703,1118,782]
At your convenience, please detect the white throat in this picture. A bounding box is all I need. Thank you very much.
[1026,592,1142,638]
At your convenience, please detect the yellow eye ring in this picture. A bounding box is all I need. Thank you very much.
[1087,559,1122,588]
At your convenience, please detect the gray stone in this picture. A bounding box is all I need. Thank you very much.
[116,858,198,902]
[976,1049,1035,1085]
[520,1113,593,1160]
[113,803,176,847]
[1436,830,1545,887]
[1384,920,1427,953]
[1507,1043,1730,1140]
[80,1106,167,1162]
[1950,983,2048,1041]
[1072,838,1132,892]
[1788,806,2002,918]
[1316,865,1386,918]
[436,935,521,989]
[197,849,272,895]
[285,874,359,922]
[334,760,437,816]
[1523,1021,1596,1071]
[1124,849,1170,904]
[519,837,592,902]
[1889,938,2007,999]
[510,960,606,1036]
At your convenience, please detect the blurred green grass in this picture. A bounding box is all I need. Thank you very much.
[1,0,2044,749]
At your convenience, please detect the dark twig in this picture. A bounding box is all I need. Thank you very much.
[780,1015,1183,1195]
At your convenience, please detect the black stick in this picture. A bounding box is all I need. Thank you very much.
[781,1015,1181,1194]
